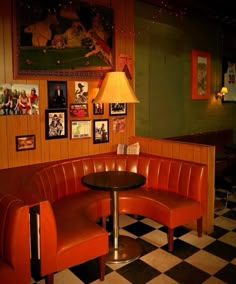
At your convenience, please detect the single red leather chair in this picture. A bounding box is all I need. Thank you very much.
[0,193,31,284]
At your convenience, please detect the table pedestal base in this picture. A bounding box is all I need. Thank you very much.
[105,235,141,264]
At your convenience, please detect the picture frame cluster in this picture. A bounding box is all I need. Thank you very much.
[14,79,128,150]
[45,81,127,144]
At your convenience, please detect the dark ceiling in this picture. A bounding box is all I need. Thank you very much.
[141,0,236,29]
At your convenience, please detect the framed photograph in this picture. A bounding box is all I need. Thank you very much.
[0,83,39,116]
[70,104,88,117]
[93,103,104,115]
[109,103,127,116]
[48,81,67,108]
[71,120,91,139]
[12,0,113,79]
[93,119,109,144]
[16,134,36,151]
[112,117,126,133]
[221,57,236,102]
[45,109,67,139]
[191,50,211,99]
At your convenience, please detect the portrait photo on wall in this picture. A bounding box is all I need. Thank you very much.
[0,83,39,115]
[109,103,127,116]
[93,103,104,115]
[48,81,67,108]
[45,109,67,139]
[13,0,113,78]
[74,81,88,103]
[93,119,109,144]
[112,117,126,133]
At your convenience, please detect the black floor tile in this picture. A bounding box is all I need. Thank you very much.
[69,258,112,283]
[137,238,158,256]
[204,240,236,261]
[165,261,210,284]
[162,239,200,259]
[159,225,191,238]
[208,225,229,238]
[222,209,236,220]
[116,259,160,284]
[123,221,155,236]
[214,263,236,284]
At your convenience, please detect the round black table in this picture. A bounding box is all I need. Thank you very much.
[82,171,146,263]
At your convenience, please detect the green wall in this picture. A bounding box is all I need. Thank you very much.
[134,1,236,139]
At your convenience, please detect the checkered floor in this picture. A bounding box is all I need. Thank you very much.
[32,190,236,284]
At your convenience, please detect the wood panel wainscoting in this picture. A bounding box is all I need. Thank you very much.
[128,136,215,234]
[0,0,135,170]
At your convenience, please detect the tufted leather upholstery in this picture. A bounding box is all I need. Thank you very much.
[23,153,207,283]
[0,193,31,284]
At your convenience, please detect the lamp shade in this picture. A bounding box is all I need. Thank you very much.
[93,71,139,103]
[221,87,228,94]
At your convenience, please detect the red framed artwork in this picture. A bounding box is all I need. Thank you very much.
[191,50,211,99]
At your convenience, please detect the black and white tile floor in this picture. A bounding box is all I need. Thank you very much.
[31,190,236,284]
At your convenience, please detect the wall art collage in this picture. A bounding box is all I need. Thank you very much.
[1,80,127,151]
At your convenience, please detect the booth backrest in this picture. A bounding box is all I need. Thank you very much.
[166,128,233,153]
[28,155,207,211]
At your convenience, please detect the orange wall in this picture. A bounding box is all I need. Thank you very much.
[0,0,136,169]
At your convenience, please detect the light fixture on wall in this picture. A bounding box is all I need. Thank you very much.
[215,86,228,100]
[93,71,140,103]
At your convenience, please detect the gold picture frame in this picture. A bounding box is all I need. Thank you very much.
[12,0,114,79]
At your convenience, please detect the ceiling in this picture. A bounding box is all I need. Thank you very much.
[140,0,236,29]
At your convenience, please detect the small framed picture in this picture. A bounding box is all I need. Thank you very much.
[69,104,88,117]
[16,134,36,151]
[74,81,88,103]
[45,109,67,139]
[93,103,104,115]
[93,119,109,144]
[109,103,127,116]
[71,120,91,139]
[47,81,67,108]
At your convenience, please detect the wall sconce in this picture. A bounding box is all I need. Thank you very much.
[215,87,228,101]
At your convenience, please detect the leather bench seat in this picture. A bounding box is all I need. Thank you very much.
[20,153,207,283]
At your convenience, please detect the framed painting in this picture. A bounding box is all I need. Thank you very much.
[45,109,67,139]
[93,119,109,144]
[48,81,67,108]
[109,103,127,116]
[191,50,211,99]
[12,0,114,79]
[71,120,91,139]
[16,134,36,151]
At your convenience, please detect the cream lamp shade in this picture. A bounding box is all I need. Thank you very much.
[93,71,139,103]
[221,87,228,94]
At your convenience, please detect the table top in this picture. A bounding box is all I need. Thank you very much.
[82,171,146,192]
